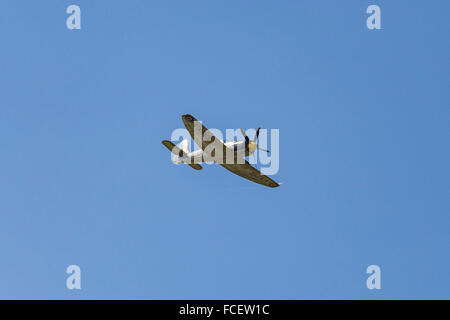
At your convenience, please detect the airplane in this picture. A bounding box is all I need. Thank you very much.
[162,114,280,188]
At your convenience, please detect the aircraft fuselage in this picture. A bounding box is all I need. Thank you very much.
[174,140,256,164]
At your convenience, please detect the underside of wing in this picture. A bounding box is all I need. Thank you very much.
[221,161,280,188]
[182,114,229,162]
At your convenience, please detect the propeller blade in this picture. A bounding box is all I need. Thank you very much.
[254,127,261,142]
[240,128,250,151]
[240,128,247,139]
[258,147,270,153]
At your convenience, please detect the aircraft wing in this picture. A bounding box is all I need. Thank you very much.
[221,161,280,188]
[182,114,227,159]
[182,114,280,188]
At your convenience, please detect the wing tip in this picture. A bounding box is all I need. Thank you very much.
[182,114,197,122]
[273,182,283,188]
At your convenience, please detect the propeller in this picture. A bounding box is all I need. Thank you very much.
[253,127,260,142]
[240,128,250,152]
[240,127,270,156]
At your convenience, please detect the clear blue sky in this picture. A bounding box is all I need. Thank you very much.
[0,1,449,299]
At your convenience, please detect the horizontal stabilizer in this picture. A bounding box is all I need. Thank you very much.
[162,140,185,157]
[162,140,202,170]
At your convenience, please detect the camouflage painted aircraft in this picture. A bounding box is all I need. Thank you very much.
[162,114,280,188]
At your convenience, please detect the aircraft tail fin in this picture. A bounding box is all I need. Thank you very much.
[178,139,189,154]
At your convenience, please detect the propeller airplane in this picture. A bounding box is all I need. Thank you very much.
[162,114,280,188]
